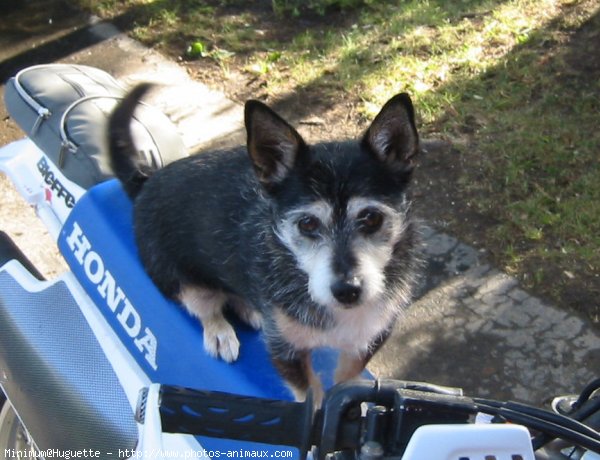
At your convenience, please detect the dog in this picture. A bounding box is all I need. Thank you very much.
[108,84,423,402]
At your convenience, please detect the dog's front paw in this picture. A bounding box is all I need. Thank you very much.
[241,309,263,330]
[203,318,240,362]
[229,296,263,330]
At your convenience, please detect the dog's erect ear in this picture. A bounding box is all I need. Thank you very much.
[245,100,306,186]
[361,93,419,171]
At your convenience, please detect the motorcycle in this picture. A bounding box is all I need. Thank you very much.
[0,64,598,460]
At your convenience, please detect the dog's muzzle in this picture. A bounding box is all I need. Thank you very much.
[330,276,362,306]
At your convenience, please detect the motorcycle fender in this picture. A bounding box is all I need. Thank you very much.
[0,258,138,454]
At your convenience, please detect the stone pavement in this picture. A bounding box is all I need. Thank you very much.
[374,228,599,405]
[0,10,598,407]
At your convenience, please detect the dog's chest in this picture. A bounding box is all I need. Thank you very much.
[274,303,394,354]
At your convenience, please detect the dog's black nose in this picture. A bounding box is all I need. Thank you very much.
[331,278,362,305]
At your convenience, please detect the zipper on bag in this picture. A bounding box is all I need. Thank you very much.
[13,66,53,135]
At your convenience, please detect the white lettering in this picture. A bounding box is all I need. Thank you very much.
[134,328,158,370]
[97,271,125,313]
[83,251,104,284]
[66,221,158,370]
[66,222,90,264]
[116,298,142,338]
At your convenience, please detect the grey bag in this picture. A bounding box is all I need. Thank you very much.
[4,64,186,189]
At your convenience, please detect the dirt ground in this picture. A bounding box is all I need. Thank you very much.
[0,0,598,326]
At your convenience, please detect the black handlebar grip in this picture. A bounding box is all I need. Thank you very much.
[156,386,314,452]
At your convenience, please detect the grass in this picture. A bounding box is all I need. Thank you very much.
[76,0,600,322]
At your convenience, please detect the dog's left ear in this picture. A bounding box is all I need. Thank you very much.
[245,100,307,187]
[361,93,419,172]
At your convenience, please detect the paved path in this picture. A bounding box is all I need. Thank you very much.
[1,11,597,407]
[376,229,599,404]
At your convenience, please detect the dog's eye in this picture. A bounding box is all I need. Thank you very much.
[357,209,384,234]
[298,215,321,237]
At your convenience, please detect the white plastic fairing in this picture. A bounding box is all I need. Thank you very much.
[401,424,535,460]
[0,138,85,238]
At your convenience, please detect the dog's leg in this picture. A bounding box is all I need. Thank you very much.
[228,295,263,330]
[179,285,240,362]
[335,329,393,383]
[272,351,323,405]
[334,351,368,383]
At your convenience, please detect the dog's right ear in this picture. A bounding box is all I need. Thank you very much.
[245,100,307,187]
[361,93,419,173]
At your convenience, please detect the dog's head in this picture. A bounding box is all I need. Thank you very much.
[245,95,419,311]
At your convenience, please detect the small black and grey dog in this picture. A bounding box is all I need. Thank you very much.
[108,85,422,401]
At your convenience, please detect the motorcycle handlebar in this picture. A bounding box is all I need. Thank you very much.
[142,385,314,453]
[136,380,473,460]
[135,379,600,459]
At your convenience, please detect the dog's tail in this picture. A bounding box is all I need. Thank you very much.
[108,83,156,199]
